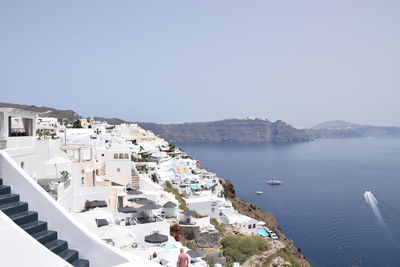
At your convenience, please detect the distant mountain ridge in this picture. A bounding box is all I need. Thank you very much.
[1,102,400,142]
[307,120,400,138]
[312,120,358,129]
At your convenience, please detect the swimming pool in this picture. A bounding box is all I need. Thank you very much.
[257,228,269,237]
[190,184,199,189]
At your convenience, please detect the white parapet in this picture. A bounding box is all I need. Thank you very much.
[0,210,71,267]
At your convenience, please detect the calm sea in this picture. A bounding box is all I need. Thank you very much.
[178,137,400,267]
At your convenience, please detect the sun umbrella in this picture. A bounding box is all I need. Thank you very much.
[141,203,162,210]
[118,206,137,213]
[163,201,178,208]
[144,233,168,243]
[135,199,155,205]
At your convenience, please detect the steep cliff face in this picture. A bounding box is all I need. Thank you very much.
[221,179,311,267]
[137,119,310,144]
[306,120,400,139]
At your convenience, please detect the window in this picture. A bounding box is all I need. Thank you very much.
[102,154,105,157]
[81,177,84,184]
[20,162,24,169]
[117,168,121,172]
[124,153,129,159]
[114,153,118,159]
[119,153,123,159]
[253,224,256,228]
[248,225,251,229]
[8,116,33,137]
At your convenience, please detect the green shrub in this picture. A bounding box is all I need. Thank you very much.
[151,173,158,183]
[221,235,268,264]
[164,181,188,210]
[276,248,302,267]
[204,255,215,267]
[210,218,226,235]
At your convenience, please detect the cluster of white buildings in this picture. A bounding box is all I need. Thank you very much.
[0,107,266,267]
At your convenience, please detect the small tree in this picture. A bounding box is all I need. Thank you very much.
[73,120,83,128]
[60,170,70,182]
[205,255,215,267]
[151,173,158,183]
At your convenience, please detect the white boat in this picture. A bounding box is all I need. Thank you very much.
[256,191,263,195]
[267,179,282,185]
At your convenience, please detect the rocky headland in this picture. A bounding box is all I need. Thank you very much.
[221,179,311,267]
[137,119,310,144]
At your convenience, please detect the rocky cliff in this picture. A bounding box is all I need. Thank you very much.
[221,179,311,267]
[137,119,311,144]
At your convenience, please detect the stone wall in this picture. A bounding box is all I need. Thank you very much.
[181,225,220,248]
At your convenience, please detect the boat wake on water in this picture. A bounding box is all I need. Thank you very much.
[364,190,386,228]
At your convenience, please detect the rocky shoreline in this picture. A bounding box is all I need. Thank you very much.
[221,179,311,267]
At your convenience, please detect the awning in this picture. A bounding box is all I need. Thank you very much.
[144,233,168,243]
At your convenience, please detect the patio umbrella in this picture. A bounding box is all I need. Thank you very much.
[142,203,162,210]
[187,249,205,258]
[181,210,199,217]
[144,233,168,244]
[163,201,178,208]
[135,199,155,205]
[118,206,137,213]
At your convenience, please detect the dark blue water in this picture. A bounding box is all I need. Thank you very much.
[178,138,400,267]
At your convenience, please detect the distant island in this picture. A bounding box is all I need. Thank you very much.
[305,120,400,139]
[1,102,400,143]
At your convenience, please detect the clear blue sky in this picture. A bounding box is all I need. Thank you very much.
[1,1,399,127]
